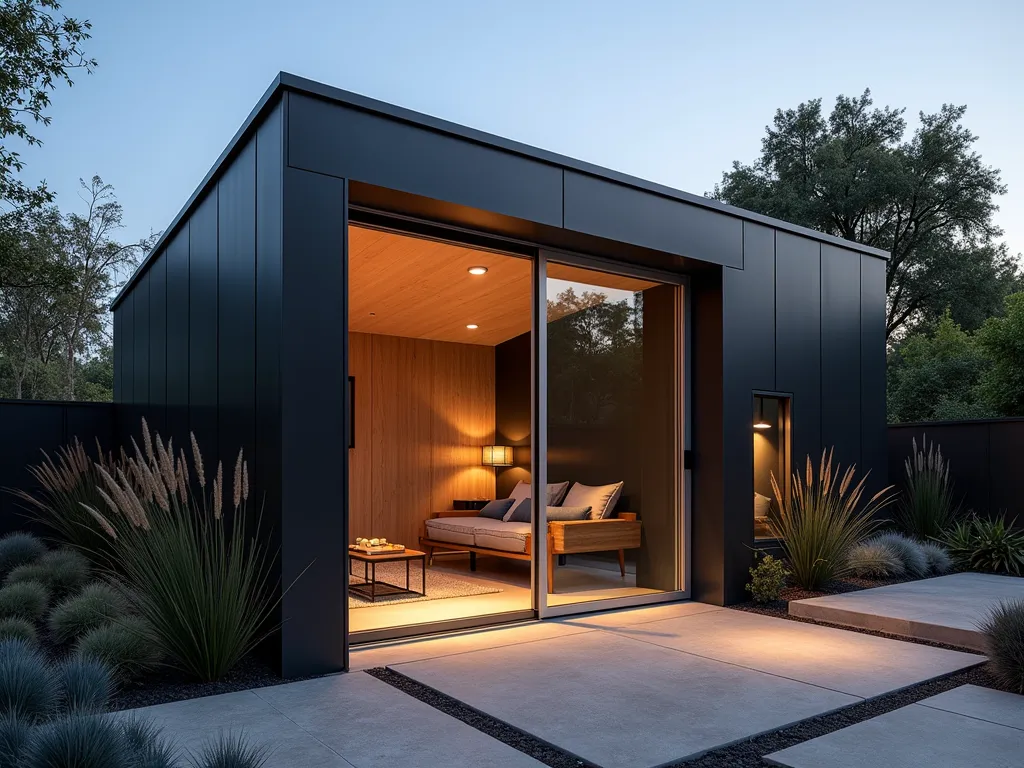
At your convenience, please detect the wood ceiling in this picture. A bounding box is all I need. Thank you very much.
[348,226,658,346]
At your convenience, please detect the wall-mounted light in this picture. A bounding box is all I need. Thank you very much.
[468,266,488,275]
[754,396,771,430]
[466,324,479,330]
[481,445,514,466]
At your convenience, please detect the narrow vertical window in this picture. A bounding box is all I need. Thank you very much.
[753,394,790,540]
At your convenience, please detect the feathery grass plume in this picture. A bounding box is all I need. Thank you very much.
[49,583,132,645]
[0,619,36,647]
[769,448,893,590]
[0,639,59,723]
[188,731,271,768]
[867,531,929,578]
[242,461,249,502]
[847,540,906,579]
[233,450,243,509]
[897,435,960,540]
[191,432,206,488]
[0,583,49,622]
[80,502,117,539]
[84,429,282,682]
[156,435,176,496]
[9,440,117,564]
[0,534,45,580]
[141,417,155,464]
[978,598,1024,694]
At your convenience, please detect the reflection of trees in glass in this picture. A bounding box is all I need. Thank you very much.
[547,287,643,426]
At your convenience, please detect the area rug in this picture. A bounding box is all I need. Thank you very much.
[348,563,502,608]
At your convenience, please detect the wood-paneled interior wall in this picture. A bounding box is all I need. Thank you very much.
[348,332,496,548]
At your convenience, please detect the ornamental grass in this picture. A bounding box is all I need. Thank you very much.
[896,435,960,540]
[83,420,277,682]
[768,448,893,591]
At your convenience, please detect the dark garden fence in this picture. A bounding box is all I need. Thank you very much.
[889,417,1024,523]
[0,399,116,536]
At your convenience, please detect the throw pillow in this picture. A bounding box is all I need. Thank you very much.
[506,497,532,523]
[507,481,572,506]
[478,498,515,520]
[562,481,624,519]
[754,492,772,520]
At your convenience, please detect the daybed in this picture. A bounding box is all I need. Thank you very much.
[419,481,641,593]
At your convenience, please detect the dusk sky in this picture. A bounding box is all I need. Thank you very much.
[20,0,1023,262]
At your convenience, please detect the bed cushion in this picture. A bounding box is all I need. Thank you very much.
[506,501,591,523]
[563,481,624,519]
[472,520,531,553]
[423,517,478,547]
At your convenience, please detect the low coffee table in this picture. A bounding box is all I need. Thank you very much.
[348,548,426,603]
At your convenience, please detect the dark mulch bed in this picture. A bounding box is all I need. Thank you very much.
[108,655,330,712]
[370,663,1000,768]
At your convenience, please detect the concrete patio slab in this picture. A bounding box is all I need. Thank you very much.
[125,672,544,768]
[789,572,1024,650]
[349,618,595,670]
[606,608,983,698]
[395,628,860,767]
[557,600,723,629]
[917,684,1024,731]
[766,685,1024,768]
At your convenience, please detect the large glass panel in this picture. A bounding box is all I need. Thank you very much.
[346,224,533,638]
[753,394,790,540]
[544,263,680,605]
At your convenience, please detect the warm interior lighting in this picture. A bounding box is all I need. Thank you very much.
[466,324,479,329]
[481,445,514,466]
[468,266,488,275]
[754,396,772,429]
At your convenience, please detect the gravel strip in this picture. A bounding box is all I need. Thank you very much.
[108,655,330,712]
[367,667,593,768]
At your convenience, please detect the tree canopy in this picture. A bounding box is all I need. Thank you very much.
[715,90,1018,339]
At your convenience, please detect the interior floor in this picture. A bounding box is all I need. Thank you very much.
[348,552,662,635]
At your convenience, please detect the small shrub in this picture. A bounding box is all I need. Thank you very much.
[0,535,45,580]
[919,541,953,576]
[978,598,1024,693]
[745,554,789,603]
[188,731,270,768]
[6,549,90,599]
[768,449,893,590]
[942,515,1024,576]
[0,640,58,724]
[76,617,162,682]
[896,435,959,539]
[0,620,37,647]
[56,657,112,715]
[0,583,49,623]
[49,582,132,645]
[121,716,178,767]
[868,532,929,578]
[0,713,32,768]
[847,540,906,579]
[24,714,129,767]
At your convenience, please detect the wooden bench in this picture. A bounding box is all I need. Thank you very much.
[420,510,641,593]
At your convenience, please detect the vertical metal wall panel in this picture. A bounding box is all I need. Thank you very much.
[132,271,150,417]
[148,252,168,437]
[279,166,347,677]
[775,232,821,469]
[860,255,888,493]
[218,141,257,483]
[112,308,122,403]
[165,226,190,447]
[120,291,134,406]
[255,101,284,543]
[821,244,861,468]
[188,192,219,463]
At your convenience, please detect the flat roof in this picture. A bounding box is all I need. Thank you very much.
[112,71,889,309]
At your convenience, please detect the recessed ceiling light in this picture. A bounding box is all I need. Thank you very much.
[468,266,488,275]
[466,324,479,330]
